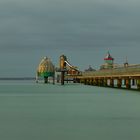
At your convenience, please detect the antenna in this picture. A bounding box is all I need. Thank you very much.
[124,56,128,67]
[125,56,128,64]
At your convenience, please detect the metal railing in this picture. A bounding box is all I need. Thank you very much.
[82,65,140,77]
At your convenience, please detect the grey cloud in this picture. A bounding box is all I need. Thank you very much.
[0,0,140,76]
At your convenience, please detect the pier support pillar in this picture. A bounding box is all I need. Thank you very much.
[124,79,126,86]
[137,79,140,90]
[84,79,87,85]
[44,76,48,83]
[110,79,114,87]
[93,79,96,86]
[61,71,65,85]
[90,79,93,85]
[99,79,103,86]
[98,79,100,86]
[88,79,91,85]
[97,79,100,86]
[57,75,60,83]
[86,79,90,85]
[75,78,80,83]
[53,76,55,85]
[132,79,135,86]
[80,79,83,84]
[89,79,92,85]
[103,79,108,87]
[94,79,98,86]
[117,79,122,88]
[126,78,131,89]
[73,78,76,83]
[87,79,89,85]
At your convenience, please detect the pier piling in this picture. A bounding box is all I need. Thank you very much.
[117,79,122,88]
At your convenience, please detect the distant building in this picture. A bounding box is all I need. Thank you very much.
[85,65,96,72]
[100,51,114,69]
[99,52,137,70]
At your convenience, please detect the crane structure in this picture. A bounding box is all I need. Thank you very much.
[59,55,80,85]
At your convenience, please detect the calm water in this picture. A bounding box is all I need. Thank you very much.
[0,80,140,140]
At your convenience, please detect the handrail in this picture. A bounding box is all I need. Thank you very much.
[82,66,140,77]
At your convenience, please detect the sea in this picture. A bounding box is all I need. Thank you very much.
[0,80,140,140]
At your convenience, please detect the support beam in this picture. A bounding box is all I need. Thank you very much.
[86,79,89,85]
[95,79,99,86]
[124,79,126,86]
[132,79,135,86]
[53,76,55,85]
[126,78,131,89]
[98,79,103,86]
[44,76,48,83]
[90,79,93,85]
[80,78,83,83]
[137,79,140,90]
[84,79,87,85]
[61,71,65,85]
[103,79,108,86]
[57,75,60,83]
[110,79,114,87]
[75,78,80,83]
[93,79,96,86]
[87,79,90,85]
[117,79,122,88]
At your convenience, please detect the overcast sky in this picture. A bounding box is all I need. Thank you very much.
[0,0,140,77]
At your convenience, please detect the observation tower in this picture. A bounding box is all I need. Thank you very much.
[36,57,55,84]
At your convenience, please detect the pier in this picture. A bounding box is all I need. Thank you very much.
[36,53,140,90]
[75,65,140,90]
[58,52,140,90]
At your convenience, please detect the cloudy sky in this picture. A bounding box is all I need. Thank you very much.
[0,0,140,77]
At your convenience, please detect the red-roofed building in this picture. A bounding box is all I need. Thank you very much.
[100,52,114,69]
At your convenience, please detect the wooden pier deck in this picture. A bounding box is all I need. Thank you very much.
[68,65,140,90]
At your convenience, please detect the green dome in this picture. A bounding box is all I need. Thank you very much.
[38,57,55,73]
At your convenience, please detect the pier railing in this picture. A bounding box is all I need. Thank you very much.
[82,65,140,77]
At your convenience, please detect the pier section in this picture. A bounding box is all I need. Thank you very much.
[75,66,140,90]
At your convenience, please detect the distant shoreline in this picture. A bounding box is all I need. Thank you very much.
[0,77,36,80]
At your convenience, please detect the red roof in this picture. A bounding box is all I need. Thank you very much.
[104,52,114,60]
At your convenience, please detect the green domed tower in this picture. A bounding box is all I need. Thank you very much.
[36,57,55,83]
